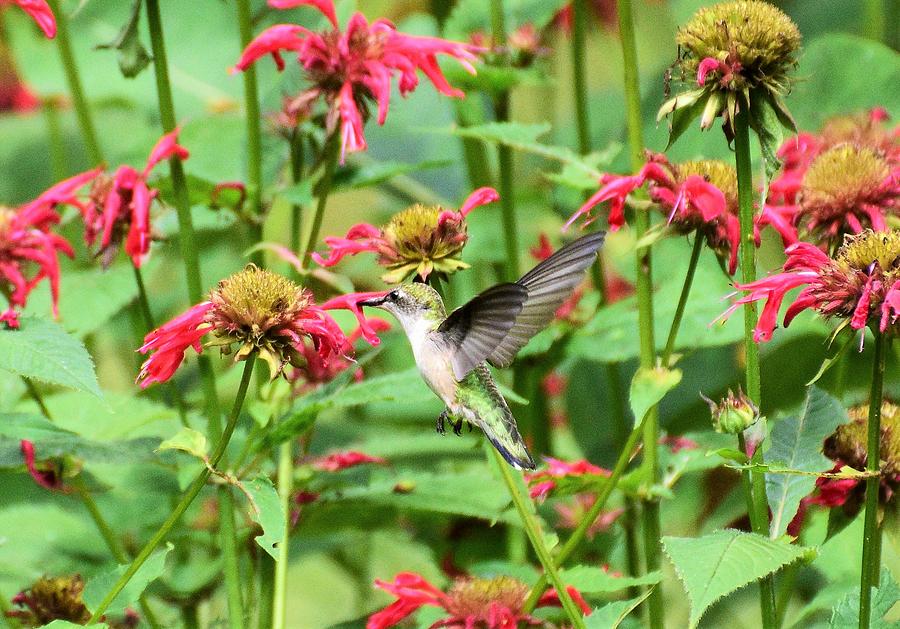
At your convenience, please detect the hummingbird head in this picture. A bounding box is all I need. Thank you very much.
[359,283,446,331]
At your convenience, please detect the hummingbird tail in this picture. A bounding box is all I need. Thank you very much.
[486,432,536,470]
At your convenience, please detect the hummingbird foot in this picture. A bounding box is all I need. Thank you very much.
[436,409,450,435]
[452,417,465,436]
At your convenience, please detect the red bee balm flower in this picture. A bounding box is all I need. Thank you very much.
[568,153,744,273]
[368,572,591,629]
[137,265,373,386]
[232,0,478,162]
[719,230,900,342]
[314,187,498,283]
[312,450,386,471]
[761,110,900,250]
[5,0,56,38]
[525,457,610,502]
[0,169,98,327]
[83,128,189,268]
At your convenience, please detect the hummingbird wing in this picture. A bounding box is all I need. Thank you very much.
[440,232,605,380]
[438,283,527,380]
[488,231,606,368]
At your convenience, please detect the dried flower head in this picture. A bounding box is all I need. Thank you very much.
[137,265,365,386]
[568,153,744,273]
[659,0,800,139]
[810,400,900,514]
[314,187,498,283]
[703,388,759,434]
[232,0,478,162]
[368,572,591,629]
[719,230,900,342]
[7,575,90,626]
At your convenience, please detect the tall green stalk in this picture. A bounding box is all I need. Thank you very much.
[42,97,66,181]
[524,231,705,612]
[570,0,591,156]
[289,132,306,255]
[733,108,777,629]
[858,330,886,629]
[87,355,257,623]
[297,134,339,269]
[614,1,664,626]
[273,440,294,629]
[236,0,265,264]
[45,0,102,165]
[489,447,586,629]
[219,486,245,629]
[490,0,519,281]
[144,0,221,430]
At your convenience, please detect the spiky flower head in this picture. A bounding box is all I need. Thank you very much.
[704,388,760,434]
[137,265,360,387]
[313,187,499,284]
[659,1,800,142]
[720,229,900,342]
[7,575,90,626]
[826,401,900,478]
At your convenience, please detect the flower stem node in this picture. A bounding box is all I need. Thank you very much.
[704,387,760,435]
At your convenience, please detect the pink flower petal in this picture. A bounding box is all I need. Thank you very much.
[268,0,338,28]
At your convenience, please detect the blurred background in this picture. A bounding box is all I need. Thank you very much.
[0,0,897,627]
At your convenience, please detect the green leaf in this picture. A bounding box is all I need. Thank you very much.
[39,622,109,629]
[765,387,849,538]
[659,89,707,149]
[264,368,432,447]
[629,366,682,426]
[749,90,786,182]
[156,427,208,460]
[336,159,451,190]
[0,318,101,396]
[82,543,172,615]
[829,567,900,628]
[444,0,568,40]
[95,0,151,78]
[330,468,511,520]
[244,476,285,560]
[0,413,159,468]
[807,321,854,386]
[663,530,817,629]
[278,179,315,207]
[561,565,661,593]
[585,591,653,629]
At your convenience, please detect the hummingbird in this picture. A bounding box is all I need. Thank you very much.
[359,232,605,470]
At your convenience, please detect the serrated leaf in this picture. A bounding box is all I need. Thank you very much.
[829,567,900,628]
[629,366,682,426]
[765,387,849,538]
[95,0,151,78]
[749,90,786,182]
[156,427,208,460]
[561,565,661,593]
[663,530,817,629]
[585,590,653,628]
[82,543,172,615]
[0,318,101,396]
[244,476,285,560]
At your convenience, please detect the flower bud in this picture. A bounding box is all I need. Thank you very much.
[704,388,760,435]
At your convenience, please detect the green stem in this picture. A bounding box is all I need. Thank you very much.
[858,330,886,629]
[76,485,162,629]
[863,0,885,43]
[87,355,257,623]
[734,107,777,629]
[181,604,199,629]
[523,416,645,612]
[298,134,339,270]
[661,234,704,363]
[775,562,798,628]
[42,97,66,181]
[490,447,586,629]
[236,0,265,265]
[145,0,221,431]
[570,0,591,156]
[289,132,305,257]
[453,97,495,188]
[272,440,294,629]
[219,486,244,629]
[257,554,275,629]
[45,0,102,164]
[23,378,51,418]
[490,0,519,282]
[615,0,663,625]
[133,266,190,427]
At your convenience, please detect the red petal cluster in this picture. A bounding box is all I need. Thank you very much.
[524,456,610,501]
[233,0,477,162]
[11,0,56,38]
[312,450,387,472]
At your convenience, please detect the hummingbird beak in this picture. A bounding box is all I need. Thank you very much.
[358,294,388,307]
